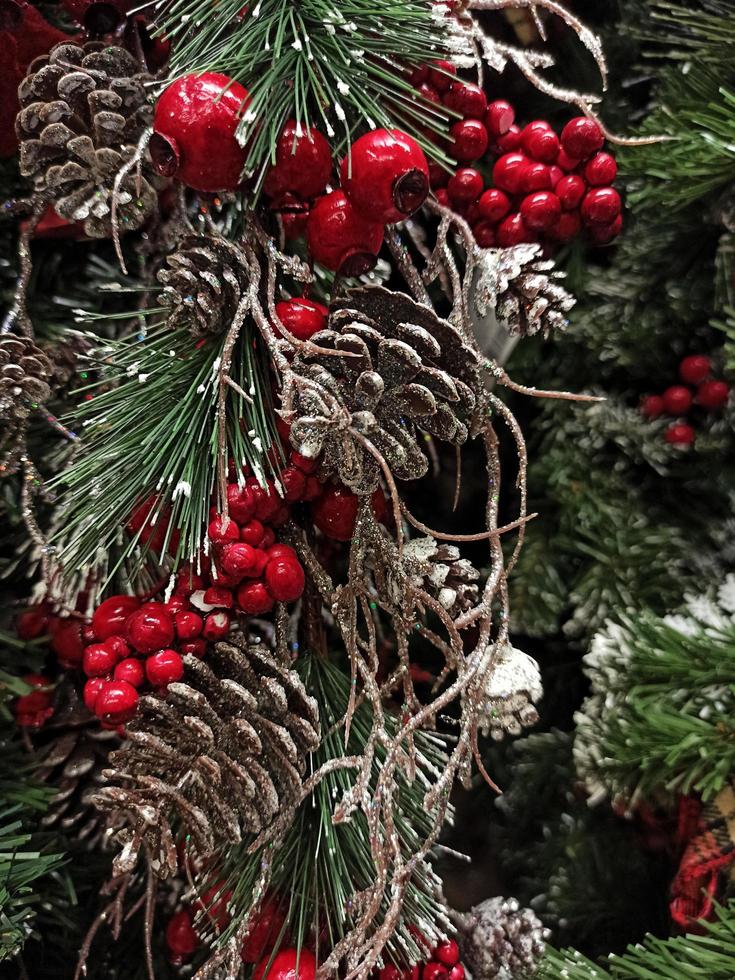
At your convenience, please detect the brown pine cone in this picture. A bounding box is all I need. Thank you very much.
[287,285,483,494]
[0,334,52,421]
[401,536,480,618]
[16,41,157,238]
[92,636,320,878]
[157,235,249,337]
[456,895,549,979]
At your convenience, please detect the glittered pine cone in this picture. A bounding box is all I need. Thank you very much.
[400,536,480,618]
[92,636,320,878]
[16,41,157,238]
[456,895,549,979]
[0,334,52,421]
[479,643,542,741]
[288,285,483,494]
[157,235,249,337]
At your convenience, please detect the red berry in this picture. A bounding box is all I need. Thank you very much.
[16,605,50,640]
[260,528,277,549]
[281,204,310,241]
[495,124,521,153]
[203,586,234,608]
[264,558,305,603]
[580,187,622,225]
[697,379,729,410]
[519,161,552,193]
[263,120,332,201]
[226,483,256,523]
[484,99,514,137]
[443,81,486,118]
[556,148,580,171]
[197,885,232,932]
[126,495,180,555]
[237,581,275,615]
[414,82,441,105]
[679,355,711,386]
[280,466,307,502]
[434,942,460,967]
[175,611,203,639]
[448,967,465,980]
[341,129,429,224]
[267,544,298,562]
[290,451,318,474]
[175,569,207,596]
[83,677,107,713]
[428,163,449,189]
[106,634,130,659]
[254,948,317,980]
[379,968,401,980]
[520,191,561,231]
[92,595,140,640]
[240,897,287,963]
[409,65,430,86]
[151,73,250,193]
[665,422,695,446]
[520,121,559,163]
[450,119,488,162]
[221,542,259,578]
[556,174,586,210]
[83,642,119,677]
[240,519,266,547]
[662,385,693,416]
[434,188,450,207]
[180,639,207,658]
[126,603,175,654]
[560,116,604,160]
[428,60,456,92]
[203,610,232,640]
[641,394,665,419]
[15,675,54,729]
[549,165,563,188]
[146,649,184,687]
[478,188,510,223]
[492,152,528,195]
[588,213,622,244]
[312,485,359,541]
[496,213,531,247]
[447,168,484,206]
[473,221,496,248]
[165,595,188,614]
[303,476,322,501]
[423,964,449,980]
[166,908,199,965]
[307,190,384,275]
[114,658,146,688]
[208,515,240,545]
[275,298,328,342]
[95,680,139,725]
[584,151,617,186]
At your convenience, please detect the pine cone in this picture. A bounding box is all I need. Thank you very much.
[401,536,480,617]
[480,643,542,741]
[16,41,157,238]
[157,235,249,338]
[457,896,549,979]
[41,333,92,400]
[475,244,574,337]
[288,285,483,494]
[92,637,320,878]
[0,334,52,420]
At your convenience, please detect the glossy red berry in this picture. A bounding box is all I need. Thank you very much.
[146,649,184,687]
[15,605,50,640]
[520,190,561,231]
[409,64,430,86]
[428,163,449,189]
[378,967,402,980]
[641,394,665,419]
[556,148,580,172]
[679,355,711,385]
[92,595,141,640]
[240,897,287,963]
[240,519,266,547]
[496,213,531,247]
[263,120,332,201]
[428,60,456,92]
[221,542,259,578]
[448,966,465,980]
[443,81,486,119]
[237,581,275,615]
[203,610,232,640]
[114,658,145,688]
[560,116,604,160]
[697,379,729,410]
[307,191,384,275]
[275,298,328,342]
[94,680,138,725]
[484,99,514,137]
[208,515,240,545]
[151,73,250,193]
[414,82,441,105]
[549,165,563,188]
[584,151,617,186]
[478,188,510,223]
[280,467,307,502]
[580,187,622,225]
[291,451,318,474]
[126,603,175,654]
[473,221,496,247]
[588,213,622,244]
[520,121,559,163]
[83,642,119,677]
[447,168,484,206]
[49,618,84,668]
[423,964,449,980]
[665,422,695,446]
[434,940,460,966]
[494,153,530,195]
[254,948,317,980]
[226,484,256,523]
[312,485,360,540]
[556,174,586,210]
[662,385,693,416]
[449,119,488,162]
[280,199,310,240]
[495,124,521,153]
[15,674,54,728]
[180,639,206,658]
[264,558,305,603]
[83,677,106,713]
[175,611,204,639]
[166,907,199,965]
[341,129,429,224]
[519,161,552,193]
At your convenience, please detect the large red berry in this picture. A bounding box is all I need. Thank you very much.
[275,298,328,342]
[449,119,488,162]
[264,558,305,603]
[665,422,695,446]
[237,581,275,615]
[697,379,729,410]
[560,116,604,160]
[175,610,203,639]
[679,355,711,385]
[484,99,514,137]
[520,121,559,163]
[434,940,460,966]
[495,124,521,153]
[312,485,359,540]
[151,73,250,192]
[473,221,496,248]
[478,188,510,223]
[641,394,665,419]
[253,948,317,980]
[519,161,552,193]
[423,964,449,980]
[447,168,484,207]
[166,908,199,965]
[428,60,456,92]
[49,617,84,668]
[443,81,486,119]
[588,214,622,244]
[203,610,232,641]
[448,966,465,980]
[146,649,184,687]
[580,187,622,225]
[307,191,384,275]
[496,213,531,247]
[114,658,146,688]
[555,174,586,211]
[341,129,429,224]
[662,385,693,415]
[83,677,106,713]
[240,896,287,963]
[221,542,259,578]
[94,680,139,725]
[126,603,175,654]
[208,515,240,545]
[92,595,141,640]
[280,466,307,502]
[263,120,332,201]
[492,152,528,195]
[83,642,119,677]
[106,636,130,661]
[547,210,582,243]
[520,191,561,231]
[226,483,256,523]
[240,519,266,547]
[584,151,617,186]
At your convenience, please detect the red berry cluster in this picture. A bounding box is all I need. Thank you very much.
[377,939,465,980]
[640,355,730,446]
[14,673,54,729]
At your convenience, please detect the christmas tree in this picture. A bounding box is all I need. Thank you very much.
[1,1,733,979]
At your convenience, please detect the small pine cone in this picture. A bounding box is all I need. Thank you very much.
[288,285,483,494]
[0,334,52,421]
[480,644,542,741]
[42,333,92,399]
[157,235,249,337]
[92,636,320,878]
[475,244,574,337]
[401,536,480,617]
[16,41,157,238]
[457,896,549,979]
